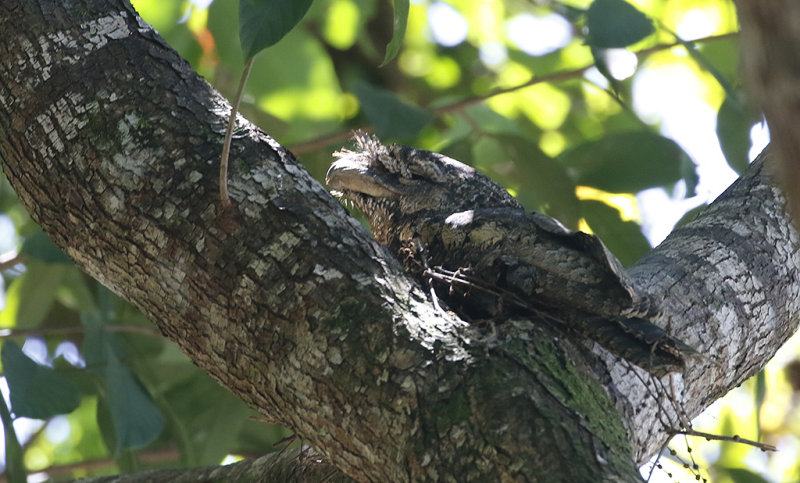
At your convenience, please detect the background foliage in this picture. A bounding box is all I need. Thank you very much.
[0,0,797,481]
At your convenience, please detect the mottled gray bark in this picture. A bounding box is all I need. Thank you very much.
[618,152,800,463]
[0,1,797,482]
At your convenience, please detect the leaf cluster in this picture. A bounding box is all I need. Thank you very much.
[1,225,289,479]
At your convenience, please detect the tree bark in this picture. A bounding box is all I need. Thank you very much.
[0,1,798,481]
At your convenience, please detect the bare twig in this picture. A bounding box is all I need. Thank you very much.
[669,428,777,452]
[220,56,255,208]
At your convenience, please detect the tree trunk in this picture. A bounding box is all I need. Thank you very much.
[0,1,797,481]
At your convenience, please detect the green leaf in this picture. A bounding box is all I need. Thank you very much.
[163,369,251,464]
[96,395,118,454]
[0,262,67,329]
[81,316,164,450]
[380,0,409,66]
[238,0,314,59]
[20,229,72,264]
[80,312,125,373]
[580,200,650,266]
[56,267,97,312]
[697,36,741,92]
[717,93,761,174]
[353,81,432,139]
[105,356,165,450]
[585,0,654,48]
[53,356,98,396]
[1,340,80,419]
[559,132,692,193]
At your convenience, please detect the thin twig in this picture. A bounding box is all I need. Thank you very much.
[288,31,739,156]
[646,439,672,482]
[220,56,255,208]
[669,428,777,452]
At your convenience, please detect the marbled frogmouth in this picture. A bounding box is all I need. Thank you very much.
[326,132,694,376]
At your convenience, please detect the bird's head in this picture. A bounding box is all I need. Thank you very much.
[326,132,519,243]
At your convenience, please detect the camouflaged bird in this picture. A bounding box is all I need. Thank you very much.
[326,132,694,376]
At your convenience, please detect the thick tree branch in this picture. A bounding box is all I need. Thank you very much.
[0,2,640,480]
[0,1,798,481]
[620,151,800,462]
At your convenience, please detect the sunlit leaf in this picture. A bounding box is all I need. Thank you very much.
[580,200,650,266]
[238,0,314,59]
[559,132,692,193]
[381,0,409,66]
[0,262,67,329]
[585,0,654,48]
[1,340,80,419]
[698,36,742,91]
[353,81,432,139]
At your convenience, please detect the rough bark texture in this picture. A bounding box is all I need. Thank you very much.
[0,1,798,481]
[622,151,800,461]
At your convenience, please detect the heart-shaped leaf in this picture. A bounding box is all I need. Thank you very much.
[239,0,314,59]
[2,340,80,419]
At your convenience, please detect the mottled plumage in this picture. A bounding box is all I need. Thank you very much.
[327,132,693,375]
